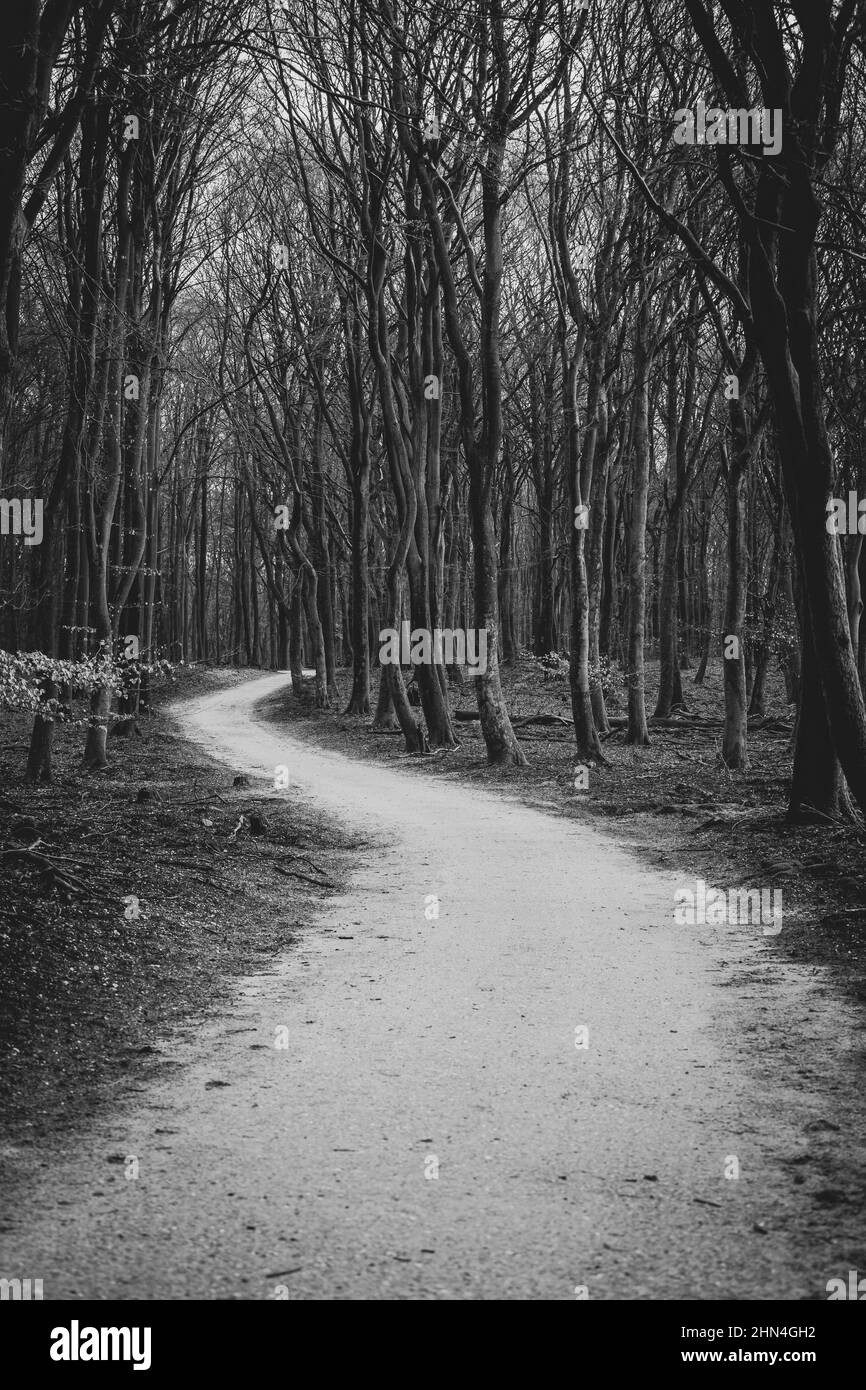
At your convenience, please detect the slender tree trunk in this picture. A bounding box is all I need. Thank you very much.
[626,305,651,745]
[289,574,304,691]
[346,469,371,713]
[654,504,682,718]
[721,451,749,768]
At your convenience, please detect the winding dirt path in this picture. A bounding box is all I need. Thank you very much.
[2,673,864,1300]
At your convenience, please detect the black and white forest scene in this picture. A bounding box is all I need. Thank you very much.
[1,0,865,1357]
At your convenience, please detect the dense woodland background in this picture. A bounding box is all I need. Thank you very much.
[2,0,866,823]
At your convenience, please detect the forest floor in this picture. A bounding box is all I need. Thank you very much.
[0,668,865,1298]
[0,667,361,1161]
[277,656,866,1013]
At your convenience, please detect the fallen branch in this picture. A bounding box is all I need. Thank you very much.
[155,857,214,870]
[516,732,574,741]
[175,793,231,807]
[605,715,718,729]
[602,713,794,733]
[456,709,577,729]
[271,863,334,888]
[512,713,575,729]
[0,846,116,901]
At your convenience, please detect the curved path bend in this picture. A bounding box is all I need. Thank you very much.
[2,673,864,1300]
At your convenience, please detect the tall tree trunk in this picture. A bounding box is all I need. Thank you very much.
[626,304,651,746]
[564,333,605,763]
[346,466,371,714]
[654,504,682,718]
[790,595,852,821]
[721,451,749,768]
[289,573,304,692]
